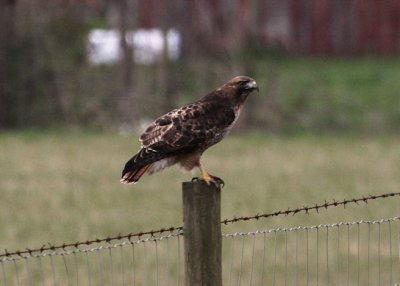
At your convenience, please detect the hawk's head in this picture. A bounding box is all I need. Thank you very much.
[222,76,259,105]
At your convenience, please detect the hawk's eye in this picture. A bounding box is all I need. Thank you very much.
[239,80,251,89]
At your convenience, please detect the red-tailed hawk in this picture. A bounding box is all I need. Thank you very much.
[121,76,258,186]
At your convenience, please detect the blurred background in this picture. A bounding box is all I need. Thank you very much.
[1,0,400,277]
[1,0,400,133]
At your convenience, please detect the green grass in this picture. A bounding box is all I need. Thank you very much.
[1,131,399,284]
[0,131,399,250]
[249,56,400,133]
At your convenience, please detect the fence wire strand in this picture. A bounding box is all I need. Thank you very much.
[1,216,399,285]
[1,191,399,286]
[1,191,399,260]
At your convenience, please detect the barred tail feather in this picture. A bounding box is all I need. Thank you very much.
[120,148,167,184]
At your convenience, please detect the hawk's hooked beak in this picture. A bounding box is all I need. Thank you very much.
[245,80,259,92]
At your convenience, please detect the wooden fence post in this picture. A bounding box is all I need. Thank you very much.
[182,180,222,286]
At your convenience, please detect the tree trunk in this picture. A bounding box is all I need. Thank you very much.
[118,0,140,129]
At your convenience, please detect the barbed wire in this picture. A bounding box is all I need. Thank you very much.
[0,226,184,260]
[220,191,400,225]
[0,230,184,263]
[1,191,399,259]
[3,215,399,263]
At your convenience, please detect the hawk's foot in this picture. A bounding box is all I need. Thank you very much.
[209,175,225,188]
[191,175,224,188]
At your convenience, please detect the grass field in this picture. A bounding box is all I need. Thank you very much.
[0,130,399,251]
[1,131,399,285]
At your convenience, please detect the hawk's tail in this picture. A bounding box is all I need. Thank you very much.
[120,148,167,184]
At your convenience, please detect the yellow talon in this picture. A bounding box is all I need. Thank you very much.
[197,161,225,187]
[202,173,213,185]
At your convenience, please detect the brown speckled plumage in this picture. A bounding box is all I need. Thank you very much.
[121,76,258,184]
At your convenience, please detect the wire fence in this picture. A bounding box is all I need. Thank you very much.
[1,192,400,286]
